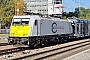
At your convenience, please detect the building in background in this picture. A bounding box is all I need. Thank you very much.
[23,0,62,18]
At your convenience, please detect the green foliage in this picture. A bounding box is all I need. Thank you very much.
[0,0,27,26]
[63,16,67,20]
[86,10,90,20]
[0,0,14,24]
[79,7,90,20]
[63,7,90,20]
[23,2,27,12]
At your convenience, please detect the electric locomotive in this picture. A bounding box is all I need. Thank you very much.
[8,15,73,47]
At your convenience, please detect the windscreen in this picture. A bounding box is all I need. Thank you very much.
[12,19,21,25]
[12,18,29,25]
[21,19,29,25]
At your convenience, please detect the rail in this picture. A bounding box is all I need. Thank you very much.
[9,39,90,60]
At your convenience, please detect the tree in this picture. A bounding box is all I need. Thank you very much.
[63,7,90,20]
[0,0,27,25]
[86,10,90,20]
[63,16,67,20]
[0,0,14,24]
[79,7,90,19]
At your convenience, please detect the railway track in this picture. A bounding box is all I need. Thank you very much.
[3,39,89,60]
[0,43,10,46]
[0,48,25,56]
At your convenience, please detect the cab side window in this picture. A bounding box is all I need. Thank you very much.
[34,20,37,26]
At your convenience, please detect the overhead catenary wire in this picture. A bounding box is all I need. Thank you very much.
[65,0,77,8]
[63,4,75,11]
[69,0,77,8]
[73,0,90,8]
[63,0,77,12]
[63,0,89,12]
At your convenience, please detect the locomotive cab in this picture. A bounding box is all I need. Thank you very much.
[8,15,41,46]
[10,18,29,37]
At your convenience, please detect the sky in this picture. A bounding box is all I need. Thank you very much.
[62,0,90,12]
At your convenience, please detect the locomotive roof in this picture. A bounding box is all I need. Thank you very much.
[13,15,67,21]
[13,15,31,18]
[41,17,67,22]
[13,15,41,20]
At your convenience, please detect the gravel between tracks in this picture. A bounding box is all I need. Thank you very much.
[0,39,89,60]
[63,49,90,60]
[0,45,17,50]
[9,39,90,60]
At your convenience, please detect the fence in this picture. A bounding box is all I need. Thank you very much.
[0,29,10,34]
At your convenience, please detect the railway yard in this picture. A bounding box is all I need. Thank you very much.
[1,9,90,60]
[1,0,90,60]
[5,7,90,60]
[0,37,90,60]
